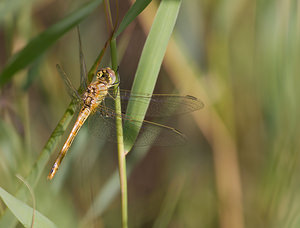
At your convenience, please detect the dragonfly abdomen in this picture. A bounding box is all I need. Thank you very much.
[47,107,91,179]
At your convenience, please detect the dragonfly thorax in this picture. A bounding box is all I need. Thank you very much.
[82,82,109,111]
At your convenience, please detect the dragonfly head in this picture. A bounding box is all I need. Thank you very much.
[96,67,116,86]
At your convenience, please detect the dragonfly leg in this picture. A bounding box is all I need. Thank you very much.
[100,100,109,117]
[99,102,115,118]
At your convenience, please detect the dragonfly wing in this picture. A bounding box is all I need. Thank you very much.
[89,105,187,147]
[56,64,81,103]
[104,89,204,117]
[77,26,88,91]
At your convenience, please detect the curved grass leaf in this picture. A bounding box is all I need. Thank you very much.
[0,187,57,228]
[0,0,102,87]
[123,0,182,152]
[115,0,152,37]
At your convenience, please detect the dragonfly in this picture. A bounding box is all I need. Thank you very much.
[47,64,203,180]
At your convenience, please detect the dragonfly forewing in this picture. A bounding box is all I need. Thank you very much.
[77,26,88,92]
[56,64,82,102]
[104,89,204,118]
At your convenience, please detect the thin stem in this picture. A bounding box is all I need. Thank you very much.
[105,1,127,226]
[110,38,128,228]
[16,175,36,228]
[104,0,113,33]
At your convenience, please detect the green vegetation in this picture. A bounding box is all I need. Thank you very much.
[0,0,299,227]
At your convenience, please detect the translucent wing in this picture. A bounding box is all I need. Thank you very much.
[90,104,187,147]
[77,26,88,92]
[104,89,204,118]
[56,64,81,103]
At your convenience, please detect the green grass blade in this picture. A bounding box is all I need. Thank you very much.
[0,0,102,87]
[0,187,57,228]
[123,0,182,152]
[115,0,152,37]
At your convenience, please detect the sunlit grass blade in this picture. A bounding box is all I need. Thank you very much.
[115,0,152,37]
[0,0,102,87]
[0,187,57,228]
[123,0,182,152]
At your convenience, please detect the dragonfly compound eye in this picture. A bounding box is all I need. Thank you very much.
[97,67,116,85]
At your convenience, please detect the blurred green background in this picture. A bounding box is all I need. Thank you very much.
[1,0,300,227]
